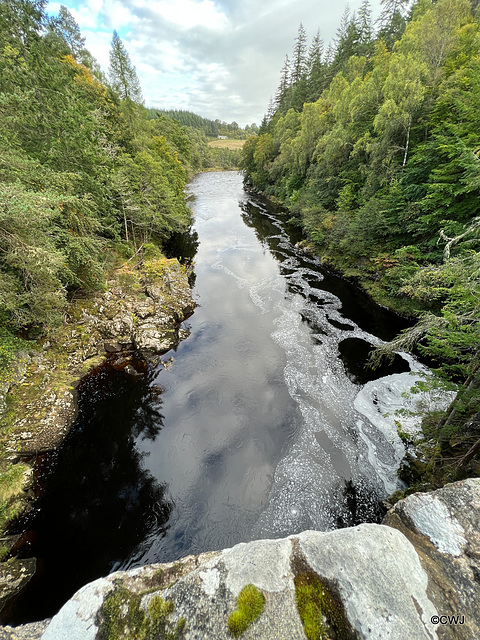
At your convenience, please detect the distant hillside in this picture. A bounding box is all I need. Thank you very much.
[147,109,258,139]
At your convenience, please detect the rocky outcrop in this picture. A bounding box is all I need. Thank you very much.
[0,619,50,640]
[38,526,435,640]
[0,558,36,624]
[3,257,195,459]
[26,478,479,640]
[63,257,195,369]
[384,478,480,640]
[0,256,195,623]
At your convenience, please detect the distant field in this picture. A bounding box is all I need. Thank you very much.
[208,139,245,150]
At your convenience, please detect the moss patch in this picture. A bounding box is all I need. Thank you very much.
[0,463,29,532]
[291,543,356,640]
[97,581,185,640]
[227,584,265,637]
[295,572,354,640]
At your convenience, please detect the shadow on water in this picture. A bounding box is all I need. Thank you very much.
[336,480,387,529]
[7,360,173,624]
[163,222,199,265]
[339,337,410,385]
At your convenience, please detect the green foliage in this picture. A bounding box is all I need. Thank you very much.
[206,146,242,170]
[108,30,143,105]
[0,323,29,375]
[0,1,204,336]
[227,584,265,637]
[242,0,480,461]
[0,462,29,533]
[151,109,253,139]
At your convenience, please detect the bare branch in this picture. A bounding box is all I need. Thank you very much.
[438,216,480,261]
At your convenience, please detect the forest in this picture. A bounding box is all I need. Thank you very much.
[0,0,243,366]
[242,0,480,484]
[150,109,258,139]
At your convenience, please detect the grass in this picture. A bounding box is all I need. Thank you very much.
[0,462,29,534]
[0,463,29,504]
[208,139,245,150]
[227,584,265,637]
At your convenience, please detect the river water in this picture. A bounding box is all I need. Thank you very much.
[12,171,433,623]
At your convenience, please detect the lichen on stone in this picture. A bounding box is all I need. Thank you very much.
[227,584,265,637]
[97,580,185,640]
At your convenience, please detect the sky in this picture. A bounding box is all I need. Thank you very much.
[46,0,383,127]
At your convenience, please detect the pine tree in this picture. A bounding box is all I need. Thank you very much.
[291,23,308,84]
[108,30,144,104]
[357,0,374,58]
[49,5,86,60]
[378,0,410,26]
[330,7,362,75]
[307,30,325,102]
[290,23,308,110]
[377,0,410,49]
[274,55,292,113]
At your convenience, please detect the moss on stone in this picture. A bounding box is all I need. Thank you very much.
[294,571,355,640]
[0,463,30,532]
[227,584,265,637]
[97,581,185,640]
[389,489,406,505]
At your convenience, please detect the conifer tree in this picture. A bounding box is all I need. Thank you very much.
[377,0,410,48]
[50,5,86,60]
[108,30,144,104]
[291,23,308,84]
[290,23,308,110]
[330,7,362,75]
[357,0,374,58]
[0,0,46,57]
[307,30,325,102]
[275,55,292,113]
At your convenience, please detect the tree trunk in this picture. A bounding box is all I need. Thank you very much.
[402,116,411,167]
[457,437,480,471]
[437,367,480,439]
[123,205,129,243]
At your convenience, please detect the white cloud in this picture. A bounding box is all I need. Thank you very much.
[147,0,228,30]
[47,0,383,127]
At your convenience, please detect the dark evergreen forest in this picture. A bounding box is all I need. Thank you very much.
[149,109,258,139]
[242,0,480,484]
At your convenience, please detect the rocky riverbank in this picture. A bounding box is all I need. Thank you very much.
[0,254,195,620]
[2,477,477,640]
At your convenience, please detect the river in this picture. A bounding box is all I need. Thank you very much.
[12,171,431,623]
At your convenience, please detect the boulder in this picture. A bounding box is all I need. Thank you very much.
[37,479,480,639]
[384,478,480,639]
[0,619,50,640]
[40,524,438,640]
[0,558,37,619]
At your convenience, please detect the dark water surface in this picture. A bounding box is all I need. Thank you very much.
[11,171,421,623]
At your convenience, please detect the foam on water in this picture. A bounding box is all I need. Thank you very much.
[229,201,452,537]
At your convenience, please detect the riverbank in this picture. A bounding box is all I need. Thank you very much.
[243,185,421,319]
[243,184,480,496]
[0,251,195,618]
